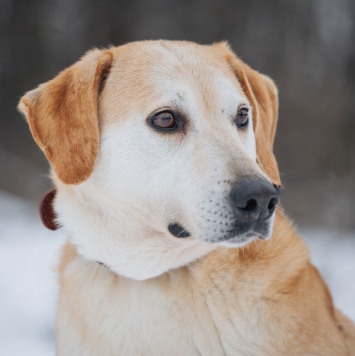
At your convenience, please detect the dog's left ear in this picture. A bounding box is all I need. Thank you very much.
[222,45,281,185]
[18,49,113,185]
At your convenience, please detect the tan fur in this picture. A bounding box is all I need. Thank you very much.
[18,40,355,355]
[18,50,113,184]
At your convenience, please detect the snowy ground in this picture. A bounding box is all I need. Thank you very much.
[0,190,354,355]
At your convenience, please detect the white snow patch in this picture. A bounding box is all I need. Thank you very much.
[0,191,65,356]
[302,228,355,322]
[0,191,354,355]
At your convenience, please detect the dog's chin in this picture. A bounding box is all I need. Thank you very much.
[201,217,275,248]
[216,231,268,248]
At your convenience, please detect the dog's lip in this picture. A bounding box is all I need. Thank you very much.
[221,218,271,242]
[168,223,191,238]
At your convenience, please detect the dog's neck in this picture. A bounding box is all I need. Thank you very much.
[50,182,218,280]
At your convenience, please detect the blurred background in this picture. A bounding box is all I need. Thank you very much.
[0,1,354,355]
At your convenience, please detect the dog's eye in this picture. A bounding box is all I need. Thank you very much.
[152,111,177,130]
[235,108,249,128]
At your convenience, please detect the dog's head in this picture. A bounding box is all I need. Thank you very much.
[19,41,281,279]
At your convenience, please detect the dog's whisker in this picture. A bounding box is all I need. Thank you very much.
[276,205,292,219]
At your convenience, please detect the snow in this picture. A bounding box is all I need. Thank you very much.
[0,191,65,356]
[303,229,355,321]
[0,190,354,355]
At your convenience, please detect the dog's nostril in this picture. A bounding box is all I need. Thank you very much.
[267,197,279,212]
[230,178,281,222]
[241,199,257,212]
[273,184,282,193]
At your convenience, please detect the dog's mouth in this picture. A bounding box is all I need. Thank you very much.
[223,218,273,242]
[198,217,274,246]
[168,217,272,243]
[168,223,191,238]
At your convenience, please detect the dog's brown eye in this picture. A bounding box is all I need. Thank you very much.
[152,112,177,130]
[236,108,249,128]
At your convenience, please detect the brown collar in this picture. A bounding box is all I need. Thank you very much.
[40,189,108,269]
[40,189,60,230]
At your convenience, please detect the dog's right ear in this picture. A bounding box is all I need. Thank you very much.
[18,49,113,185]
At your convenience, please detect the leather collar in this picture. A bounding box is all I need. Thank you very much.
[40,189,60,230]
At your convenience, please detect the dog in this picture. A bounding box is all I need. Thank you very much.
[18,40,355,355]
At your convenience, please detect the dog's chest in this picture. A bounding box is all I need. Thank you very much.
[56,257,267,355]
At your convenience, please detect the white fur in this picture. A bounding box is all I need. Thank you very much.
[54,50,274,280]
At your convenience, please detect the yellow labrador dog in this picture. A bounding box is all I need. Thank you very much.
[19,41,355,355]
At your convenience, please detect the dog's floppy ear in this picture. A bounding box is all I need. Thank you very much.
[18,49,113,184]
[223,47,281,185]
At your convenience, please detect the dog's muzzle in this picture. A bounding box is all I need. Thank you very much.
[168,178,279,243]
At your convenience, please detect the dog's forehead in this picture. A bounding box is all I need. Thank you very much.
[100,41,247,124]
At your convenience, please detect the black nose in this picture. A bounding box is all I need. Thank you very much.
[230,178,280,222]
